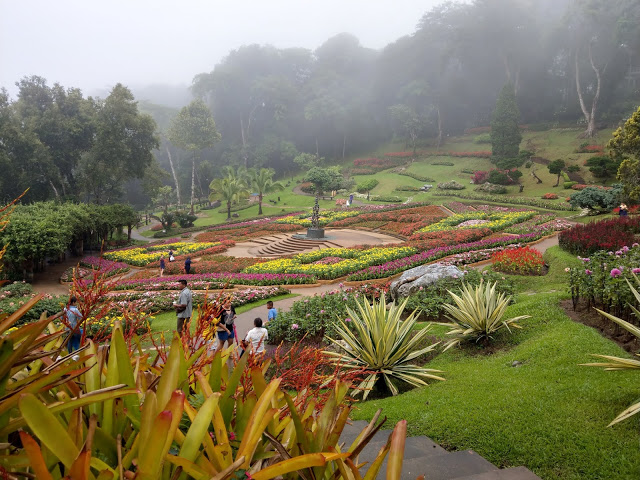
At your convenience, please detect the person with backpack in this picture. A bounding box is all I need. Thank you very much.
[65,296,83,354]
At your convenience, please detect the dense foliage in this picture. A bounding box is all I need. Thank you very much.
[490,84,522,160]
[559,216,640,255]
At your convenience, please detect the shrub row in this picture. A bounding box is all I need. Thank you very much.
[433,192,578,211]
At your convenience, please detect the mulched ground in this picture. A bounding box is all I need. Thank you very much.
[560,299,640,354]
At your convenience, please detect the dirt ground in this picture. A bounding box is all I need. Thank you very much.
[560,299,640,354]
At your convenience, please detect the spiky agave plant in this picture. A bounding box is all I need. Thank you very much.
[325,295,444,399]
[582,276,640,426]
[439,280,530,350]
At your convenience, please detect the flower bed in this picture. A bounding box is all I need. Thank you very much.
[505,216,572,235]
[104,241,224,266]
[559,217,640,255]
[434,192,578,211]
[542,193,559,199]
[492,246,545,275]
[419,211,536,233]
[346,233,544,281]
[112,272,315,290]
[445,202,476,213]
[80,256,130,276]
[242,246,417,280]
[275,210,361,228]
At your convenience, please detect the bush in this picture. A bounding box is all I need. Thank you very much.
[437,180,466,190]
[472,171,489,184]
[488,169,522,185]
[299,181,315,194]
[525,160,533,168]
[492,246,545,275]
[432,161,455,166]
[395,171,435,182]
[564,181,578,189]
[567,165,581,173]
[561,171,571,182]
[475,183,507,194]
[576,143,604,154]
[356,179,379,193]
[542,193,559,199]
[569,185,622,211]
[495,157,525,170]
[404,269,514,320]
[174,211,197,228]
[474,133,492,144]
[373,195,404,202]
[395,185,422,192]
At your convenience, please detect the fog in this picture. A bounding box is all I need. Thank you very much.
[0,0,441,98]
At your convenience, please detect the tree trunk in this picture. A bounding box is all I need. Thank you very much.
[49,180,60,199]
[555,173,561,187]
[240,118,249,168]
[575,45,602,139]
[190,156,196,214]
[436,105,443,149]
[166,145,181,205]
[531,170,543,184]
[227,200,232,220]
[258,193,263,215]
[315,137,319,158]
[342,133,346,159]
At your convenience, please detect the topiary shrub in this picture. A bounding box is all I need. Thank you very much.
[564,181,578,189]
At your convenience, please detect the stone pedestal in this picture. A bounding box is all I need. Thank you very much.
[306,228,325,239]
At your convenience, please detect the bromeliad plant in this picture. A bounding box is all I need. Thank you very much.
[582,276,640,426]
[0,295,411,479]
[325,296,445,399]
[439,280,530,350]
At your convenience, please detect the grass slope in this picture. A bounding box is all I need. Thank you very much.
[351,247,640,480]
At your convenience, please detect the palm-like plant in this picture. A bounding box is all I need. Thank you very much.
[582,276,640,426]
[439,280,530,350]
[325,296,444,399]
[209,175,249,220]
[249,168,284,214]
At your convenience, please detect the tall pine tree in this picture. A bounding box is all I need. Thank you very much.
[490,84,521,161]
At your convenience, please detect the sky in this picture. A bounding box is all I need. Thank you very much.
[0,0,443,98]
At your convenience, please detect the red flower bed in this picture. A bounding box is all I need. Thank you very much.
[162,256,265,274]
[542,193,559,199]
[559,217,640,255]
[576,145,604,154]
[492,246,545,275]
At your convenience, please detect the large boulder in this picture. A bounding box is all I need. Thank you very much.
[390,263,464,300]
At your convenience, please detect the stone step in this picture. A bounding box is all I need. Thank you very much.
[400,450,498,480]
[454,466,542,480]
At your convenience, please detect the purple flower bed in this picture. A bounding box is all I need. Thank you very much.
[208,213,303,230]
[347,233,543,281]
[113,272,315,290]
[80,256,130,276]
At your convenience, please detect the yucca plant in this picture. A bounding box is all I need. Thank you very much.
[325,296,444,399]
[438,280,530,350]
[581,276,640,426]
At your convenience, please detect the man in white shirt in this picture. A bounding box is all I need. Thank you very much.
[243,317,268,354]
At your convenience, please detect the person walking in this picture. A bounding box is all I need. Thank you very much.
[242,317,268,355]
[184,257,192,274]
[169,249,175,262]
[266,300,277,323]
[174,279,192,336]
[160,256,166,277]
[217,300,236,350]
[65,296,83,354]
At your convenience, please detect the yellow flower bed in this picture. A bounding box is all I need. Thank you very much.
[243,246,416,280]
[419,211,536,233]
[276,210,361,227]
[104,242,219,266]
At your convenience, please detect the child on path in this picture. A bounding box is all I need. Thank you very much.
[160,256,165,276]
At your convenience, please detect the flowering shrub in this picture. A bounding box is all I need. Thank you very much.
[567,246,640,320]
[492,246,545,275]
[542,193,559,199]
[276,210,361,228]
[437,180,466,190]
[559,217,640,255]
[335,198,347,206]
[505,216,572,235]
[0,282,66,324]
[472,171,489,184]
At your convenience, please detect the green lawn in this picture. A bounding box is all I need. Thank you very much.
[351,247,640,480]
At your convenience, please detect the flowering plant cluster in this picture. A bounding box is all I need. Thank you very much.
[505,216,572,235]
[408,228,492,249]
[161,255,264,275]
[103,241,223,266]
[275,209,361,228]
[434,192,578,211]
[567,246,640,320]
[559,217,640,255]
[419,210,536,233]
[335,198,347,206]
[350,157,404,174]
[347,232,545,281]
[542,193,559,199]
[79,256,130,276]
[112,272,315,290]
[492,246,545,275]
[243,246,416,280]
[0,282,66,324]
